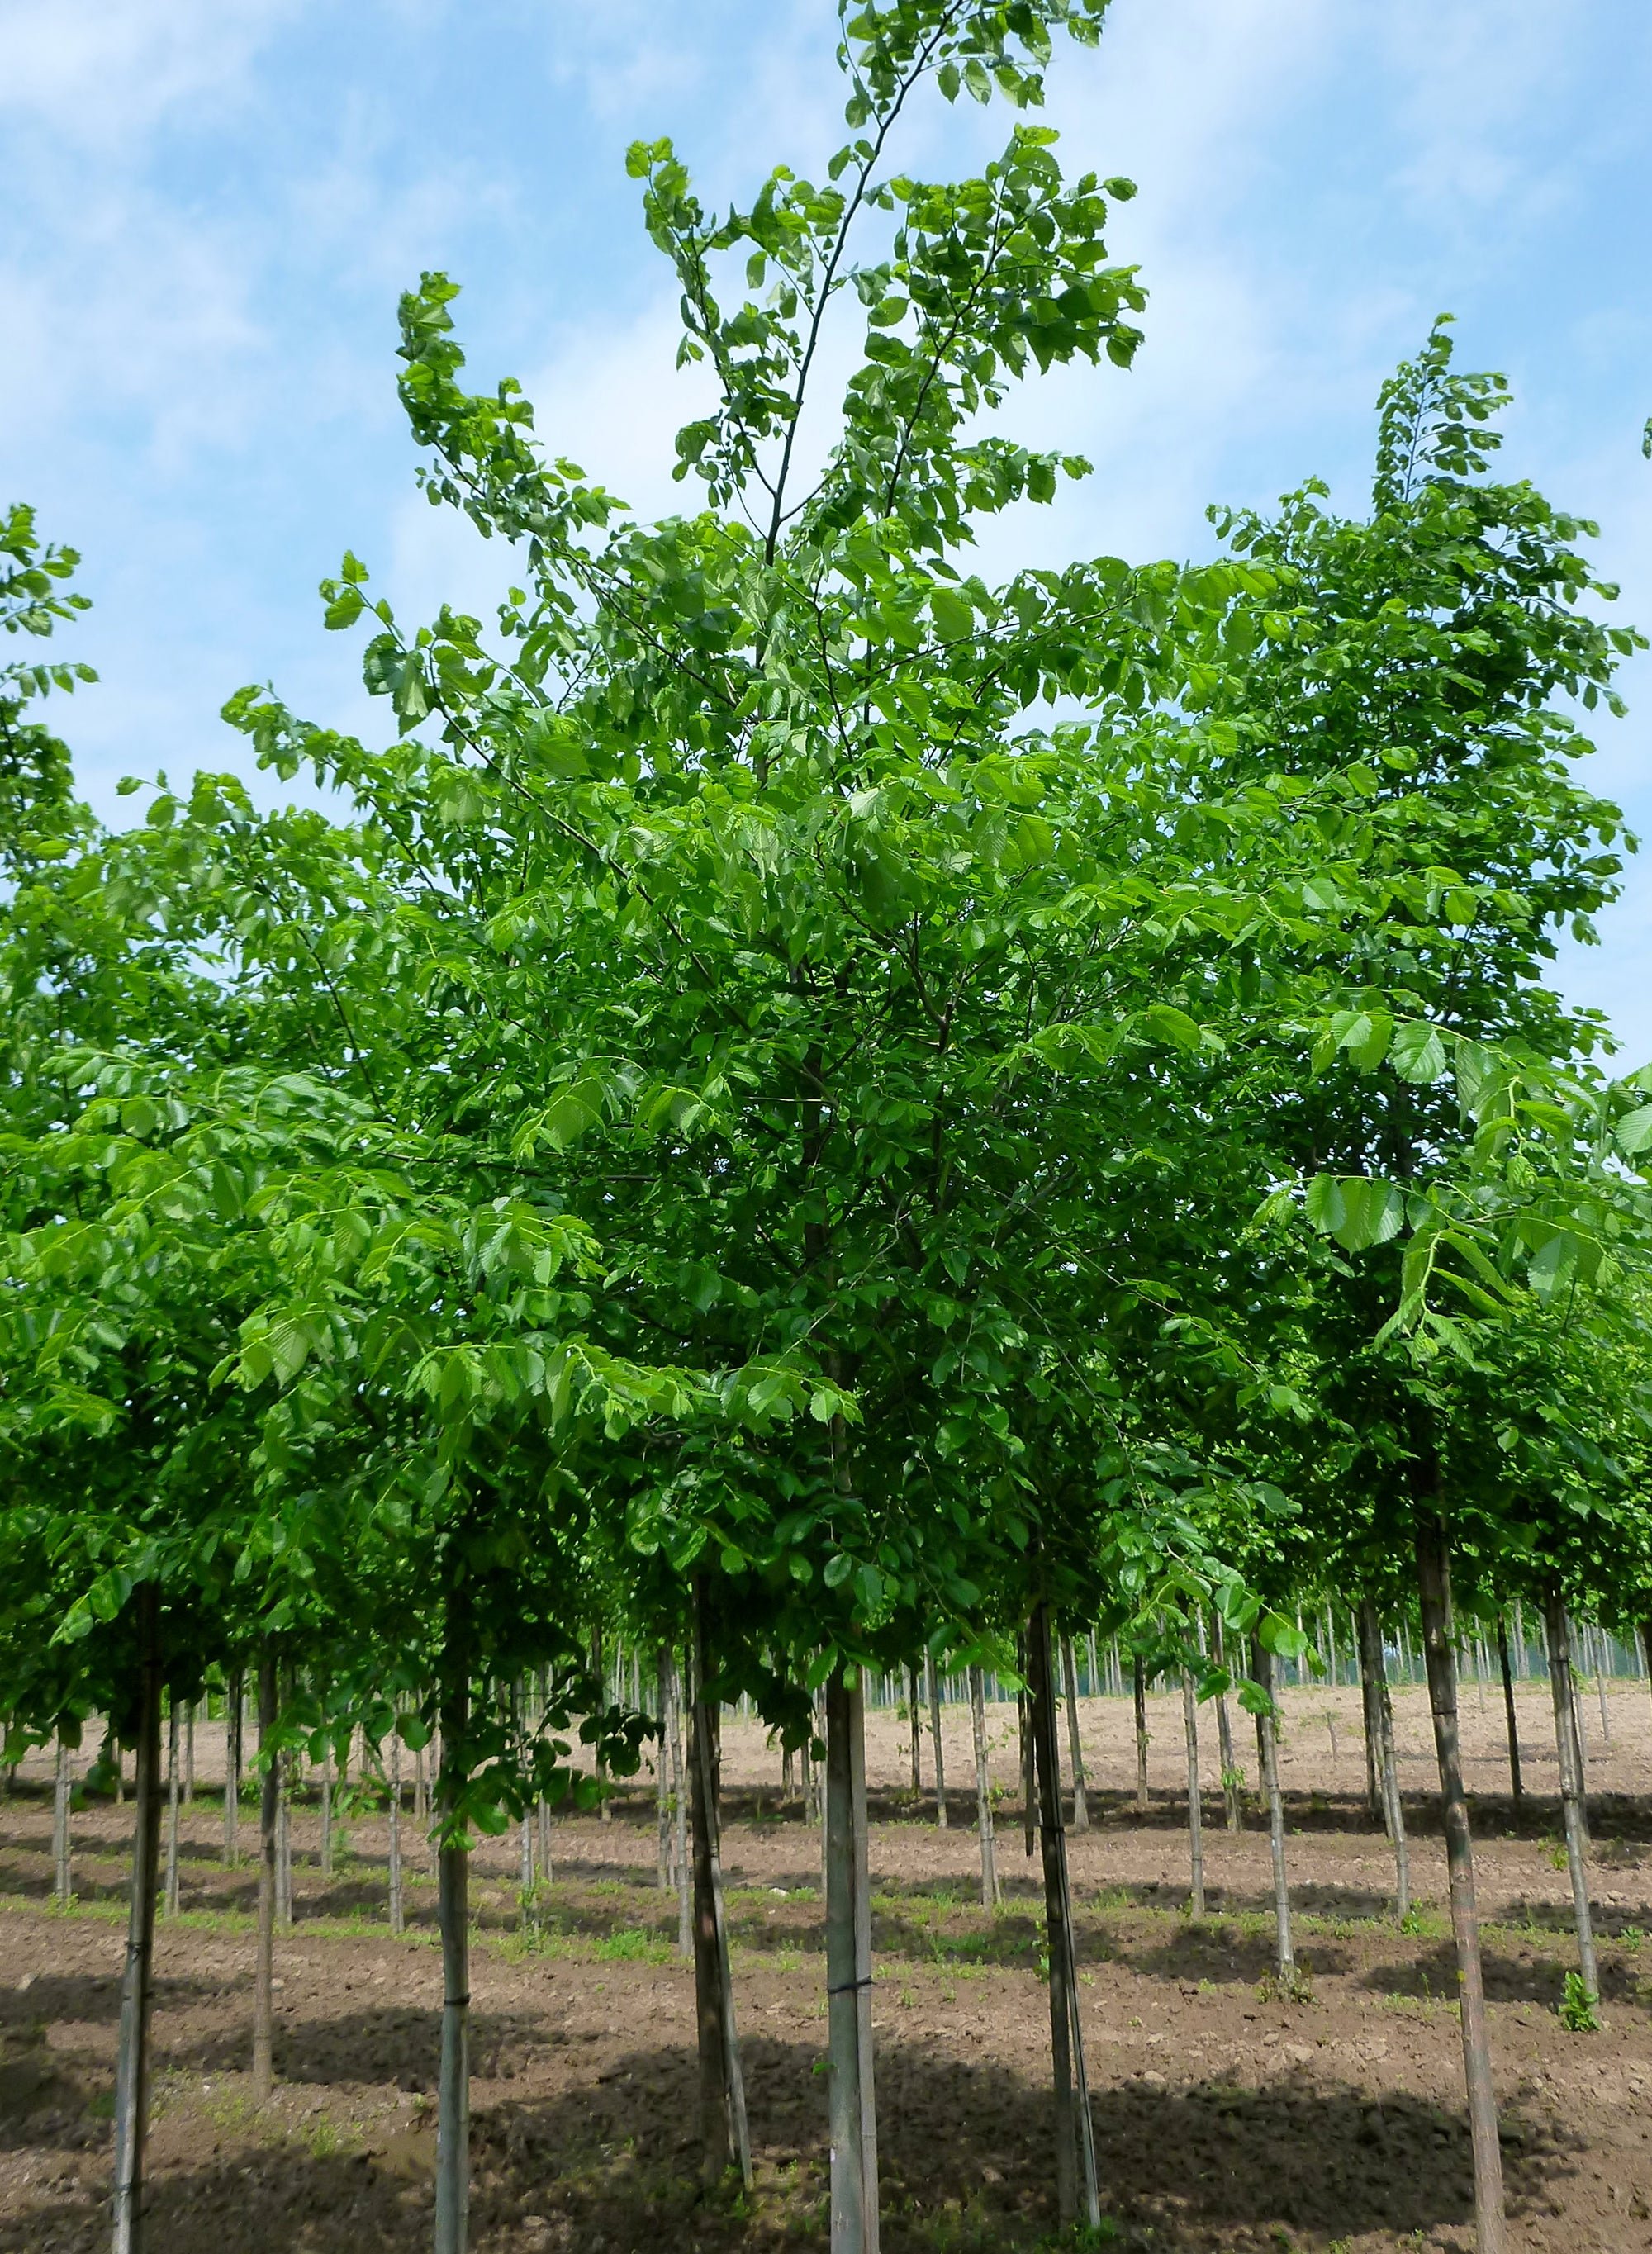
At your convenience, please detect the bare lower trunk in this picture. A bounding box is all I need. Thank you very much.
[1250,1637,1294,1979]
[1030,1607,1099,2232]
[1359,1604,1409,1920]
[223,1668,241,1868]
[908,1668,922,1799]
[968,1665,999,1910]
[670,1653,690,1957]
[1181,1669,1204,1919]
[1132,1656,1149,1811]
[1018,1646,1035,1859]
[926,1654,947,1829]
[388,1725,404,1937]
[657,1649,672,1889]
[320,1758,333,1879]
[1417,1518,1505,2254]
[1495,1615,1523,1806]
[252,1651,278,2106]
[1212,1616,1241,1833]
[164,1706,180,1918]
[184,1706,194,1808]
[53,1739,72,1904]
[689,1630,750,2187]
[1060,1636,1089,1834]
[1357,1606,1382,1820]
[1543,1587,1597,2001]
[111,1585,163,2254]
[825,1670,878,2253]
[434,1629,471,2254]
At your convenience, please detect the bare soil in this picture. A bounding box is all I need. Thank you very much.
[3,1679,1652,2253]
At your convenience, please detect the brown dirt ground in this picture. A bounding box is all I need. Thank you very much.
[3,1678,1652,2253]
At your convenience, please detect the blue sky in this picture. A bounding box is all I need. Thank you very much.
[5,0,1650,1050]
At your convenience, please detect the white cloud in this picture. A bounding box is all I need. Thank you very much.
[0,0,304,146]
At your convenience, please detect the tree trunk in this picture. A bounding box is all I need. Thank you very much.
[53,1739,72,1904]
[1132,1656,1149,1811]
[224,1667,241,1868]
[1060,1636,1089,1834]
[434,1620,471,2254]
[388,1724,404,1937]
[670,1652,690,1957]
[1359,1604,1409,1920]
[1417,1518,1505,2253]
[1212,1616,1241,1834]
[592,1625,612,1825]
[926,1654,947,1829]
[1029,1608,1100,2232]
[1357,1605,1383,1820]
[657,1649,673,1889]
[1250,1636,1294,1980]
[1181,1668,1204,1919]
[320,1753,334,1880]
[164,1706,180,1919]
[1590,1623,1612,1744]
[689,1630,750,2186]
[1543,1587,1597,2001]
[184,1704,194,1808]
[1495,1615,1523,1806]
[825,1669,879,2252]
[111,1586,163,2254]
[968,1664,999,1910]
[252,1650,278,2106]
[907,1667,922,1799]
[1018,1643,1035,1858]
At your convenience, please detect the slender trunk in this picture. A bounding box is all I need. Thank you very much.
[1060,1636,1089,1834]
[670,1653,690,1957]
[1543,1587,1597,2000]
[320,1756,333,1880]
[1029,1608,1099,2231]
[164,1706,180,1919]
[1495,1615,1523,1806]
[688,1628,750,2185]
[1018,1643,1035,1858]
[434,1610,471,2254]
[825,1669,879,2252]
[1212,1616,1241,1834]
[388,1725,404,1937]
[926,1654,947,1829]
[1250,1637,1294,1979]
[184,1704,194,1808]
[1181,1669,1204,1919]
[593,1625,612,1825]
[968,1664,999,1910]
[1358,1606,1382,1820]
[657,1649,672,1888]
[1132,1657,1149,1811]
[111,1586,163,2254]
[224,1667,240,1868]
[1591,1624,1612,1744]
[252,1650,278,2105]
[1359,1605,1409,1920]
[908,1667,922,1798]
[53,1739,72,1904]
[1417,1518,1505,2254]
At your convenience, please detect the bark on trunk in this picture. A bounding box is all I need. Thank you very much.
[1250,1637,1294,1980]
[1417,1518,1505,2254]
[968,1664,999,1910]
[1018,1644,1035,1859]
[688,1631,750,2186]
[908,1668,922,1798]
[164,1706,180,1919]
[670,1653,691,1957]
[1212,1616,1241,1834]
[53,1739,72,1904]
[1029,1608,1099,2231]
[252,1650,278,2106]
[1181,1669,1204,1919]
[1132,1656,1149,1811]
[657,1649,672,1889]
[111,1585,163,2254]
[926,1654,947,1829]
[1543,1587,1597,2001]
[224,1667,241,1868]
[1060,1636,1089,1834]
[1495,1615,1523,1806]
[434,1627,471,2254]
[825,1669,878,2253]
[1357,1606,1383,1820]
[388,1724,404,1937]
[1359,1603,1409,1920]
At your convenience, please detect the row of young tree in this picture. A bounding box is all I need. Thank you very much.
[4,4,1651,2250]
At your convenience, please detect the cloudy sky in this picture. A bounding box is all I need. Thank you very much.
[5,1,1650,1048]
